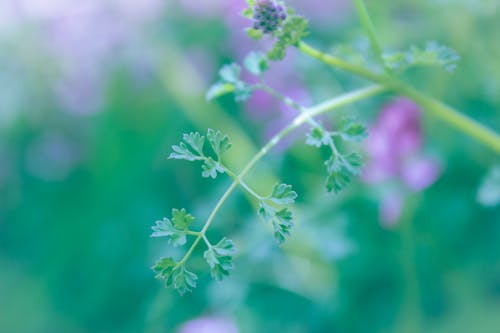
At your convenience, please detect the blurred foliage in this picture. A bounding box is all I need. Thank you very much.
[0,1,499,333]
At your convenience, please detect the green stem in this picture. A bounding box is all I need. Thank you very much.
[353,0,387,71]
[297,42,500,154]
[224,168,265,200]
[177,85,385,266]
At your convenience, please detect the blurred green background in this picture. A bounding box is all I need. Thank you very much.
[0,1,499,332]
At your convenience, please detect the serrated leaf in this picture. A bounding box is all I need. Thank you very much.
[244,52,269,75]
[384,41,460,73]
[258,202,294,244]
[324,152,361,193]
[171,265,197,295]
[326,169,351,194]
[306,127,331,147]
[152,257,176,281]
[343,152,363,175]
[182,132,205,156]
[206,82,235,101]
[273,208,294,245]
[269,183,297,205]
[169,142,200,161]
[150,217,187,247]
[169,132,205,161]
[202,157,225,179]
[339,118,368,142]
[207,129,232,158]
[171,208,195,230]
[203,237,237,281]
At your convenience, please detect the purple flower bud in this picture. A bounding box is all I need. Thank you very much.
[252,0,287,34]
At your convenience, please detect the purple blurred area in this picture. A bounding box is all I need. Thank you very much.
[363,98,441,225]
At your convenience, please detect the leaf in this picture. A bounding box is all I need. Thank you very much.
[324,152,363,193]
[343,152,363,175]
[171,265,198,295]
[203,238,237,281]
[306,127,331,147]
[202,157,225,179]
[169,132,205,161]
[169,142,199,161]
[258,202,294,244]
[150,217,187,247]
[268,15,308,61]
[206,82,235,101]
[326,169,351,194]
[245,27,263,40]
[244,52,269,75]
[269,183,297,205]
[339,118,368,142]
[219,63,241,84]
[152,257,176,281]
[171,208,195,230]
[207,129,232,158]
[273,208,294,244]
[383,41,460,73]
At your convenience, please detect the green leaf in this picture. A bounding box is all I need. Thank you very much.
[306,127,331,147]
[169,132,205,161]
[169,142,199,161]
[203,237,237,281]
[273,208,294,244]
[171,208,195,230]
[269,183,297,205]
[384,41,460,73]
[343,152,363,175]
[326,169,351,194]
[268,15,308,61]
[219,63,241,84]
[150,217,187,247]
[152,257,176,281]
[207,129,232,158]
[245,27,263,40]
[241,8,253,19]
[324,152,362,193]
[206,82,235,101]
[244,52,269,76]
[202,157,225,179]
[258,202,294,244]
[171,265,198,295]
[339,118,368,142]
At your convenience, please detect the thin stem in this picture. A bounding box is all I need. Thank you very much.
[297,42,500,154]
[177,85,385,266]
[256,83,340,158]
[224,167,265,200]
[353,0,387,71]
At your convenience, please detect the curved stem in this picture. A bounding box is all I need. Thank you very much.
[177,85,385,266]
[298,42,500,154]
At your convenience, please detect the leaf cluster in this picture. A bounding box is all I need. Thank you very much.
[383,41,460,72]
[306,118,367,193]
[168,129,232,179]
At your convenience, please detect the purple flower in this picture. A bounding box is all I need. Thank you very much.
[178,316,238,333]
[363,98,442,225]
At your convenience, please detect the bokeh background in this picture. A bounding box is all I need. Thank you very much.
[1,1,499,332]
